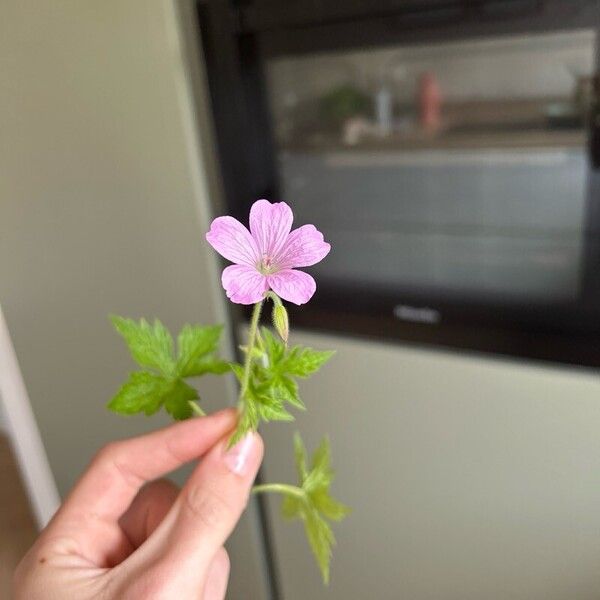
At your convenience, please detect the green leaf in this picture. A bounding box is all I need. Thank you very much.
[239,345,265,360]
[304,508,335,585]
[176,324,223,377]
[281,495,304,520]
[311,436,331,472]
[107,371,172,416]
[261,327,285,365]
[185,355,230,377]
[107,372,200,420]
[249,379,295,424]
[253,433,349,585]
[249,329,332,420]
[293,432,309,483]
[312,490,351,521]
[274,376,304,410]
[111,316,175,375]
[256,399,294,422]
[283,347,335,378]
[228,400,259,447]
[293,434,349,584]
[109,317,233,421]
[163,379,198,420]
[230,362,244,383]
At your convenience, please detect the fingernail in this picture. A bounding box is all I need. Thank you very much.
[224,433,257,476]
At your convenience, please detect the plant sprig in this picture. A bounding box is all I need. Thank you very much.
[107,198,348,585]
[229,299,334,445]
[253,433,350,584]
[107,308,345,583]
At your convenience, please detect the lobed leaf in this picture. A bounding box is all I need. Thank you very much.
[312,490,351,522]
[237,329,332,429]
[111,316,175,375]
[283,347,335,378]
[261,327,286,365]
[110,317,229,421]
[108,372,174,416]
[273,376,304,410]
[304,508,335,585]
[184,355,230,377]
[281,495,304,520]
[176,324,223,377]
[293,432,309,483]
[292,433,349,584]
[163,379,199,420]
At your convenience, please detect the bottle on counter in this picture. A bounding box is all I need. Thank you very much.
[375,80,393,137]
[419,72,442,134]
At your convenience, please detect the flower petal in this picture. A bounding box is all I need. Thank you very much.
[222,265,269,305]
[268,269,316,305]
[249,199,293,258]
[276,224,331,269]
[206,216,260,266]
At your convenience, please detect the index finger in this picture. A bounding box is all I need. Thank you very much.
[45,409,237,560]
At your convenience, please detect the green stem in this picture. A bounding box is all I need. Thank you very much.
[239,300,264,404]
[252,483,306,500]
[264,290,281,307]
[188,401,205,417]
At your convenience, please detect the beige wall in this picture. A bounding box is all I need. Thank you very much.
[0,1,268,597]
[1,0,217,493]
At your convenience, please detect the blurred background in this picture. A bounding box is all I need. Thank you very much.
[3,1,600,599]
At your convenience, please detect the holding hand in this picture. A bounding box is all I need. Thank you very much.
[13,409,263,599]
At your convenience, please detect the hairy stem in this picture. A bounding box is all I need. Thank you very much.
[239,300,264,405]
[252,483,306,500]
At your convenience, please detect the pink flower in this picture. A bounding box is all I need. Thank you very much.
[206,199,330,305]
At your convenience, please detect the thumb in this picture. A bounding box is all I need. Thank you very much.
[170,432,264,563]
[118,431,264,594]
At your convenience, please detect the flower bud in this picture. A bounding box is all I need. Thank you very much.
[272,302,289,344]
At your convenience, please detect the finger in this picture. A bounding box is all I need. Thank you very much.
[118,432,263,590]
[119,479,179,549]
[44,409,237,564]
[168,432,263,566]
[203,548,230,600]
[57,408,236,525]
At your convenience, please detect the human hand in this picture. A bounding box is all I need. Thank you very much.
[13,408,263,599]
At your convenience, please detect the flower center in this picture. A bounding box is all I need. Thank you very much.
[258,255,279,275]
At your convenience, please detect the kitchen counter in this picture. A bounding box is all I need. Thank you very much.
[282,97,588,153]
[282,128,586,154]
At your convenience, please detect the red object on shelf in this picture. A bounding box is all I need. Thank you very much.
[419,72,442,133]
